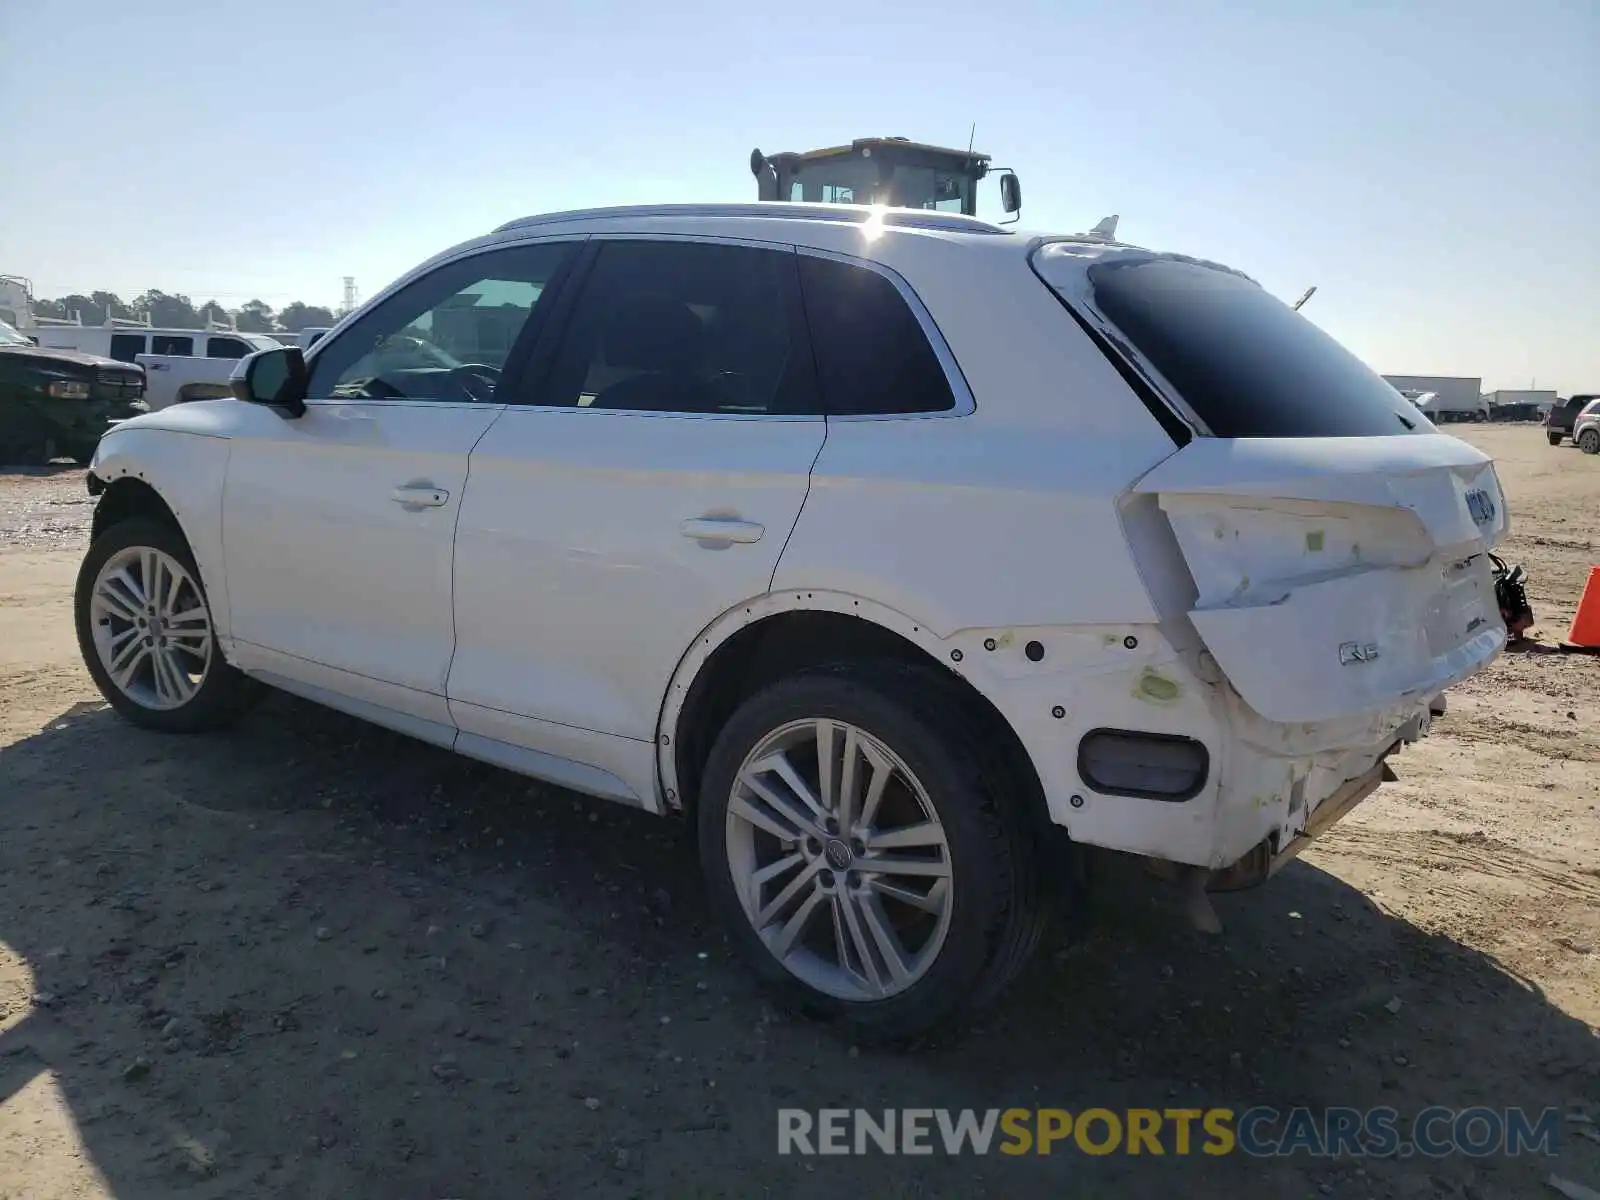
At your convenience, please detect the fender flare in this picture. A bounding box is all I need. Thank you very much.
[654,587,967,810]
[87,431,234,642]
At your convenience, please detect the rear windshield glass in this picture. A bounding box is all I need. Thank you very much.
[1086,258,1432,438]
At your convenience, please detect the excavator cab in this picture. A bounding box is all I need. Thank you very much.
[750,137,1021,221]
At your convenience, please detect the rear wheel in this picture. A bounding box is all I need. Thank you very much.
[74,518,260,732]
[1548,431,1565,446]
[697,663,1042,1042]
[1581,429,1600,455]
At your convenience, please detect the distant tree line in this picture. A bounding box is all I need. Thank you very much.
[30,290,338,334]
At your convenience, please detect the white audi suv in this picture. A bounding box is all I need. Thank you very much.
[73,202,1510,1039]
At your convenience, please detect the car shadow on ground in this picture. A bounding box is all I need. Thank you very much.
[1,695,1596,1199]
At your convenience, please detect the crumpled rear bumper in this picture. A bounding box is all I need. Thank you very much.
[1201,690,1447,883]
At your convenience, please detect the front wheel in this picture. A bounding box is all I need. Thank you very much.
[74,517,260,732]
[1580,429,1600,455]
[1548,431,1565,446]
[697,664,1041,1042]
[0,432,48,467]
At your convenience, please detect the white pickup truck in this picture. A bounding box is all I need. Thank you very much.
[135,332,286,411]
[135,328,334,410]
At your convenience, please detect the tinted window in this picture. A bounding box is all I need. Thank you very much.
[1088,259,1431,438]
[307,242,575,402]
[535,240,813,415]
[207,336,251,359]
[108,334,146,362]
[797,255,956,416]
[151,335,193,356]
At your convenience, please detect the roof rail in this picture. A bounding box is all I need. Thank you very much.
[494,202,1010,237]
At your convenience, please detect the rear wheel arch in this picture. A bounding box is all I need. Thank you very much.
[659,594,1053,839]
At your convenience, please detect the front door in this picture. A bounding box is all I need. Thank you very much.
[221,240,580,731]
[449,237,826,792]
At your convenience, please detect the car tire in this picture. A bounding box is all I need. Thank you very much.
[1580,429,1600,455]
[696,660,1043,1043]
[1,426,54,466]
[1548,432,1565,446]
[74,517,261,733]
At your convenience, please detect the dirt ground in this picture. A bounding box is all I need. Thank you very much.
[1,424,1596,1199]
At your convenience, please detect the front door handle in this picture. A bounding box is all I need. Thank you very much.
[391,485,450,508]
[680,516,765,544]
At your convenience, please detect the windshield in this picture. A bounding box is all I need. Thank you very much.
[787,160,974,213]
[0,319,29,347]
[1070,255,1436,438]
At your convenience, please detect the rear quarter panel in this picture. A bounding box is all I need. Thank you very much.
[774,237,1182,635]
[767,237,1200,837]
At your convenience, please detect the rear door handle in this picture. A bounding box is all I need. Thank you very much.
[391,485,450,508]
[680,516,765,544]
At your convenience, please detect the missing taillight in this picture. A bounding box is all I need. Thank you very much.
[1076,729,1209,802]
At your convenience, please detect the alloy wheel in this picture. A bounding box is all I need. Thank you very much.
[724,718,954,1002]
[89,546,213,710]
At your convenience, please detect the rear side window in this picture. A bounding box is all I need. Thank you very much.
[1086,258,1431,438]
[534,240,814,415]
[151,334,194,356]
[207,336,251,358]
[797,255,956,416]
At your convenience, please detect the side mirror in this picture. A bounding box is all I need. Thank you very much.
[999,172,1022,215]
[230,346,307,418]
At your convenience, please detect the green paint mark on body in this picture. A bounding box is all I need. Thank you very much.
[1133,668,1181,705]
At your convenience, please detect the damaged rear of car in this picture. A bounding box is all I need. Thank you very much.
[1030,242,1511,912]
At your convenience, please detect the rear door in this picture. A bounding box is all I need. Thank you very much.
[1032,245,1509,725]
[448,236,826,762]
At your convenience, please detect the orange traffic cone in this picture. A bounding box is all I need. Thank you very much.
[1560,566,1600,654]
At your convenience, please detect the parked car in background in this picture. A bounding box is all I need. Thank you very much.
[1573,398,1600,455]
[28,325,282,412]
[1548,394,1598,446]
[72,202,1511,1038]
[0,318,144,464]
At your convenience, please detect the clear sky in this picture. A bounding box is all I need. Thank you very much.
[2,0,1594,393]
